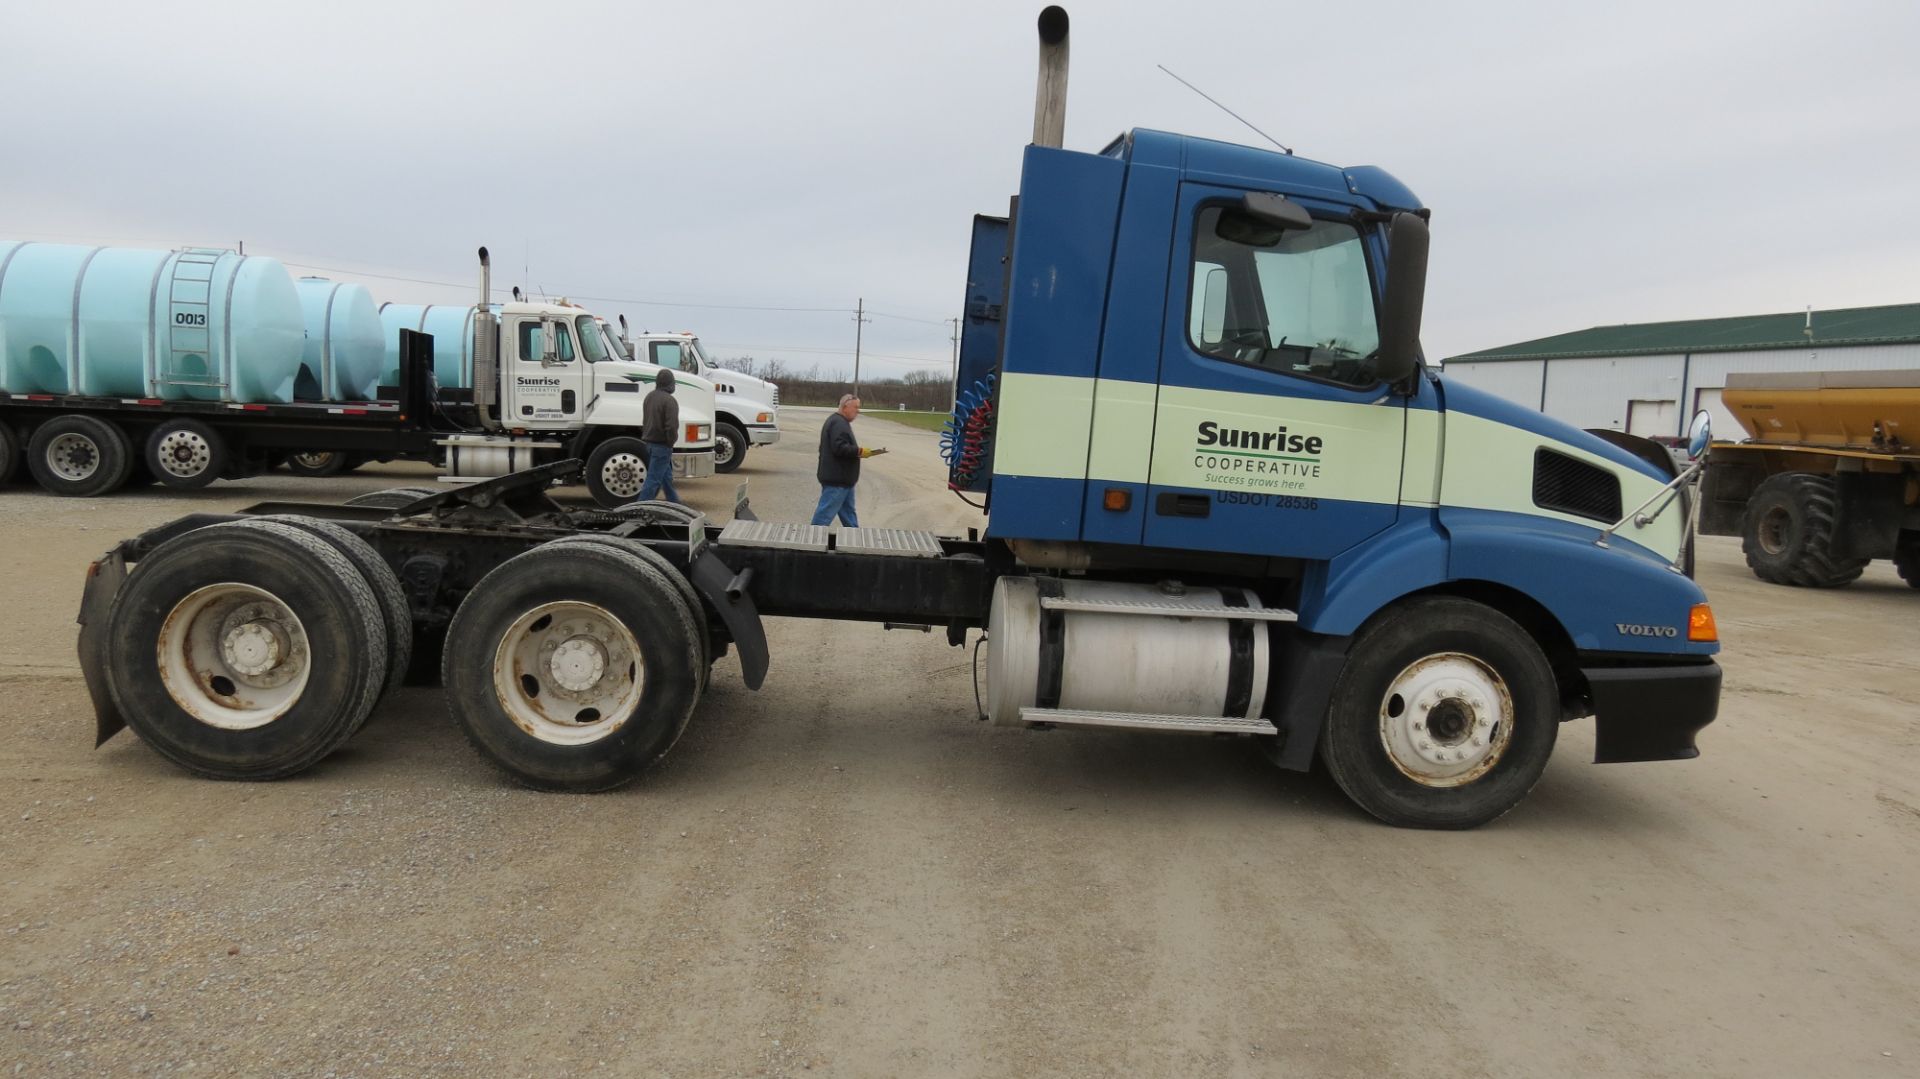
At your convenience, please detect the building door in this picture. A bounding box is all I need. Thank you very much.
[1626,398,1678,438]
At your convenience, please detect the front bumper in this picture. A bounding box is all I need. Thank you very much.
[1585,661,1721,763]
[673,449,715,481]
[747,424,780,445]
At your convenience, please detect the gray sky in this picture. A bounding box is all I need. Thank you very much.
[3,0,1916,380]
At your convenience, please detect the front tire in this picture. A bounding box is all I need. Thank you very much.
[27,415,133,497]
[584,436,652,508]
[1741,472,1866,587]
[144,418,228,489]
[284,450,355,478]
[713,421,748,473]
[103,519,390,780]
[442,540,703,791]
[1318,597,1559,829]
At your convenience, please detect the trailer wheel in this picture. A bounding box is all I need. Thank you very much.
[344,486,442,512]
[713,421,748,473]
[584,437,653,508]
[261,516,414,704]
[1741,473,1866,587]
[144,418,228,489]
[26,415,133,497]
[442,541,702,791]
[545,534,711,688]
[1317,597,1559,830]
[104,519,389,780]
[1894,535,1920,590]
[0,422,21,484]
[284,450,354,477]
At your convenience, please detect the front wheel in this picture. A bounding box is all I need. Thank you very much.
[1318,597,1559,829]
[584,436,652,508]
[284,450,356,478]
[713,421,748,473]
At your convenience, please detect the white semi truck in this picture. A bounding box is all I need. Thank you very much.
[0,264,715,506]
[616,325,779,473]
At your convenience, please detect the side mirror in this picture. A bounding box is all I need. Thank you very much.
[1687,409,1712,459]
[1375,211,1429,386]
[540,322,560,365]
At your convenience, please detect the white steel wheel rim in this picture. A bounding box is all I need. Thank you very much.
[47,432,102,481]
[492,600,643,746]
[600,452,647,499]
[156,429,213,478]
[1377,652,1514,788]
[156,583,312,730]
[714,433,737,466]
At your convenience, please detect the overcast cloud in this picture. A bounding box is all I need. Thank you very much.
[2,0,1916,380]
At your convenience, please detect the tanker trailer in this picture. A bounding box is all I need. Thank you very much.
[1698,370,1920,588]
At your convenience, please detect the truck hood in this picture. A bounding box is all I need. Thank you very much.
[1439,380,1668,484]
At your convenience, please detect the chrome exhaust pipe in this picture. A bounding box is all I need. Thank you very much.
[471,246,501,430]
[1032,6,1069,148]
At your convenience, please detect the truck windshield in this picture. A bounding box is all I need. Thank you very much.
[575,316,610,363]
[1188,205,1381,387]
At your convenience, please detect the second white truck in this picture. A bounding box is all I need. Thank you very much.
[615,324,779,473]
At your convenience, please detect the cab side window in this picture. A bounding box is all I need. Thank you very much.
[650,342,690,371]
[1187,204,1382,388]
[515,321,576,363]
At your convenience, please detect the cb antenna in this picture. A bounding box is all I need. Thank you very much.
[1156,64,1292,156]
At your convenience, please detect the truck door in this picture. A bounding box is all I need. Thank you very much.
[506,316,591,429]
[1142,183,1408,559]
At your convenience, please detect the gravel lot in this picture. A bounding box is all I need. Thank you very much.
[3,408,1917,1077]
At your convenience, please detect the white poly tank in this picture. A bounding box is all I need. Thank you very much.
[0,241,305,403]
[295,278,384,401]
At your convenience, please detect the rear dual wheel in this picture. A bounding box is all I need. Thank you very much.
[27,415,133,496]
[105,519,393,780]
[144,418,228,489]
[442,539,704,791]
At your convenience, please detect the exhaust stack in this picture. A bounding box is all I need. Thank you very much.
[471,246,501,430]
[1032,6,1069,148]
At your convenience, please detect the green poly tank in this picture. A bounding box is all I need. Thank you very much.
[377,303,495,389]
[0,241,304,403]
[295,278,384,401]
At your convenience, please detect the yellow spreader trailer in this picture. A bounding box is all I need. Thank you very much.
[1700,370,1920,588]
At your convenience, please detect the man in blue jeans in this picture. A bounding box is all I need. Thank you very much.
[637,368,680,503]
[812,393,884,526]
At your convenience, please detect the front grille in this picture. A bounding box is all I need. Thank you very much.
[771,386,780,407]
[1532,448,1622,522]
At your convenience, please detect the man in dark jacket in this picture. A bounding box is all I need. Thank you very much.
[811,393,883,526]
[637,367,680,503]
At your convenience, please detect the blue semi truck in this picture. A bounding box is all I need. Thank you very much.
[75,7,1719,828]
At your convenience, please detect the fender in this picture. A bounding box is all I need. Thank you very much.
[1296,513,1451,636]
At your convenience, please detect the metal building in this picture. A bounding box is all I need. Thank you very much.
[1442,303,1920,440]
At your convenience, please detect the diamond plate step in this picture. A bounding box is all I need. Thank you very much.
[1018,708,1278,735]
[1037,596,1299,622]
[833,527,944,558]
[717,520,830,552]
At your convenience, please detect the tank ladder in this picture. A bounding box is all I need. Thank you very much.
[160,249,228,391]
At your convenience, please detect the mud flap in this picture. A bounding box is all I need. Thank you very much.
[77,551,129,747]
[688,550,769,690]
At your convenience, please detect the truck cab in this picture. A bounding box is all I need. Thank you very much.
[439,300,717,502]
[624,330,780,473]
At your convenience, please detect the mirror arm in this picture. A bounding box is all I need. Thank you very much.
[1594,457,1705,556]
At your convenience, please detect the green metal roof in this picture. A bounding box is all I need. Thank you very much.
[1447,302,1920,363]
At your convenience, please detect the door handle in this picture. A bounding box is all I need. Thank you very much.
[1154,492,1210,518]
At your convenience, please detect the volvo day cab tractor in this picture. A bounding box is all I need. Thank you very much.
[74,7,1721,829]
[617,326,779,473]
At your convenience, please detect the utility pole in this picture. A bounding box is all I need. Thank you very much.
[948,317,962,404]
[852,298,870,397]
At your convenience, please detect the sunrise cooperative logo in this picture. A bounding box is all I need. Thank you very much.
[1193,420,1325,477]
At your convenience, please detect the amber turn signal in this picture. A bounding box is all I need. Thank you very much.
[1687,603,1718,642]
[1102,487,1131,512]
